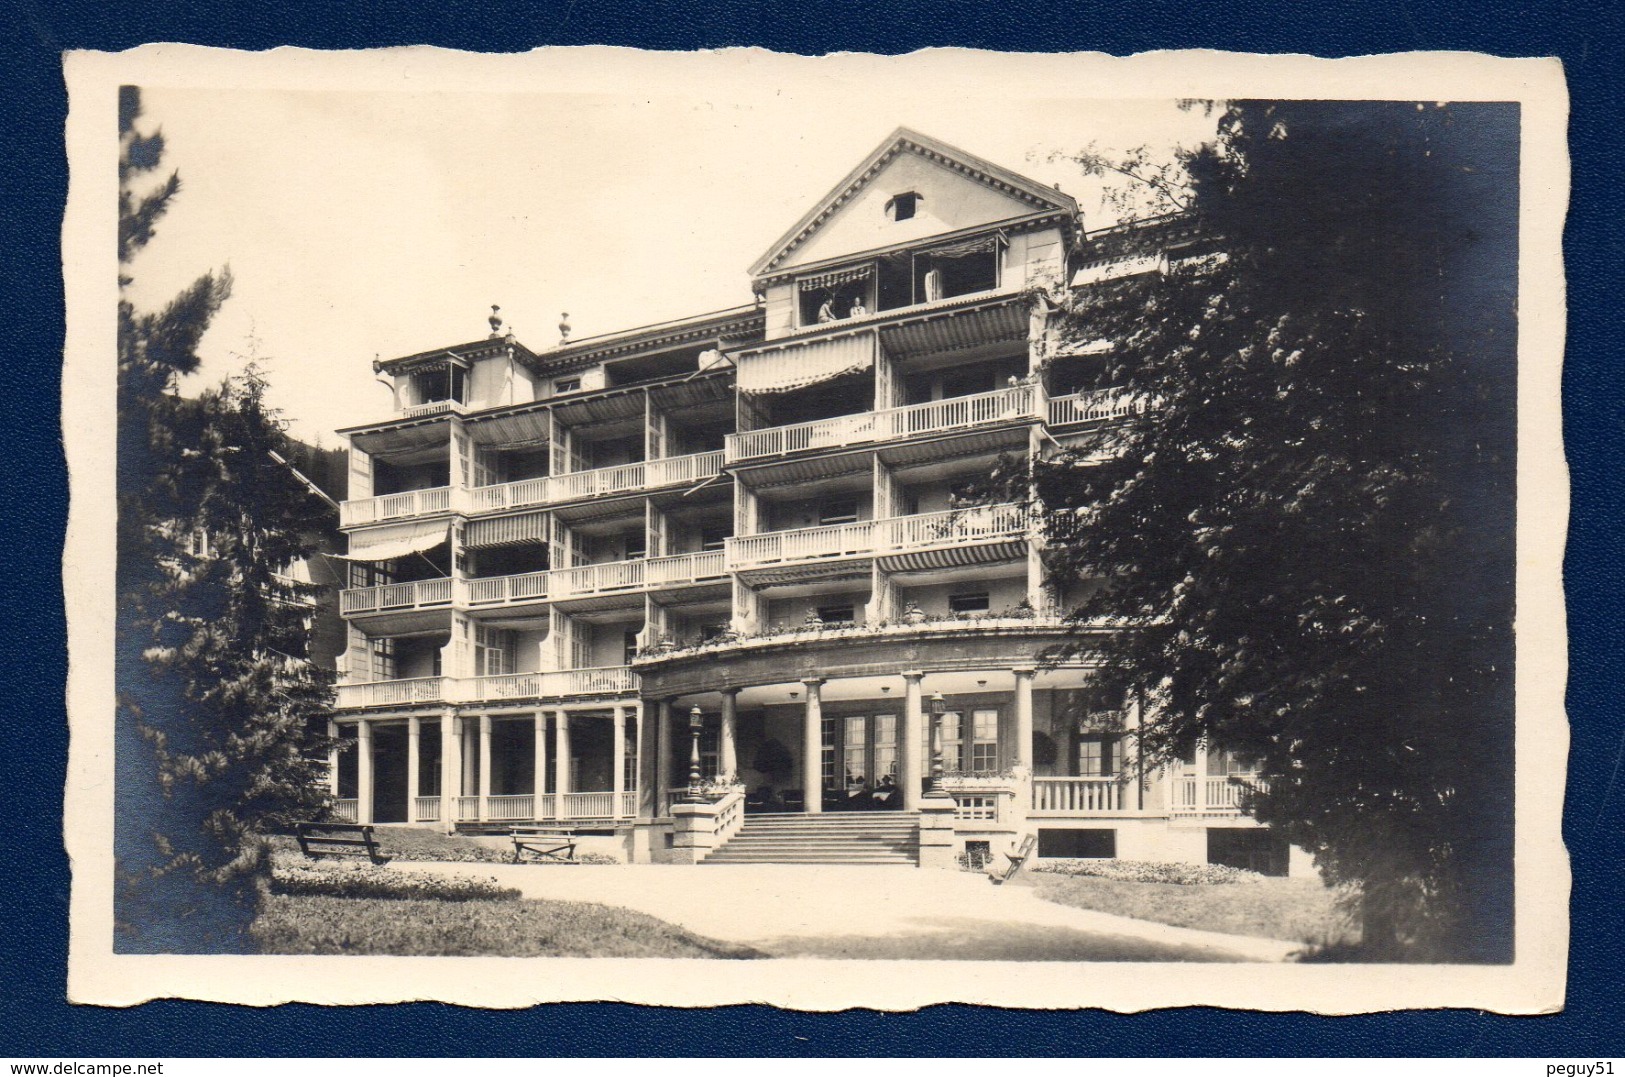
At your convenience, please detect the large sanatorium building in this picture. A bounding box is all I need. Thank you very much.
[328,128,1307,875]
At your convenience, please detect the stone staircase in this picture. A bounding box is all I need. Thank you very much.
[701,812,920,865]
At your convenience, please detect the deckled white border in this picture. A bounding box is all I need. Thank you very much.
[63,45,1570,1012]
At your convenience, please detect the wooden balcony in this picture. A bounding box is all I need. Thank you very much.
[334,677,447,709]
[399,399,467,419]
[466,450,725,514]
[726,384,1039,464]
[1170,775,1266,816]
[334,668,639,711]
[1046,387,1145,427]
[339,577,454,615]
[464,550,726,609]
[727,504,1027,571]
[339,486,453,528]
[457,666,638,703]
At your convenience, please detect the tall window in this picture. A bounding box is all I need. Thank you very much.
[820,716,837,790]
[473,625,512,677]
[843,716,867,786]
[1078,735,1122,777]
[969,709,999,772]
[370,637,396,681]
[622,730,638,792]
[1206,749,1260,777]
[873,714,898,779]
[928,711,964,773]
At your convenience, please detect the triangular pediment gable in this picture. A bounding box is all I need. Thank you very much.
[750,128,1078,279]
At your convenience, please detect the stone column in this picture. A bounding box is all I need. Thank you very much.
[478,714,493,821]
[802,678,825,814]
[532,712,549,820]
[554,709,572,818]
[719,688,739,779]
[1013,667,1036,771]
[439,712,459,834]
[636,700,656,819]
[656,699,674,815]
[461,719,478,803]
[407,716,422,823]
[900,670,924,811]
[612,704,628,814]
[356,719,374,825]
[326,719,341,798]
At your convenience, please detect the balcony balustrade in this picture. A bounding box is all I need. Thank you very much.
[467,450,725,515]
[1170,775,1266,815]
[452,790,637,823]
[334,676,446,709]
[726,384,1039,463]
[399,399,467,419]
[339,577,454,615]
[457,666,638,703]
[339,486,453,528]
[1047,387,1145,427]
[464,550,726,609]
[727,503,1027,570]
[1032,776,1127,814]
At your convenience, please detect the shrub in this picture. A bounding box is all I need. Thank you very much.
[269,861,520,902]
[1030,858,1263,886]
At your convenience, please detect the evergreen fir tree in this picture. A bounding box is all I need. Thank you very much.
[116,87,336,952]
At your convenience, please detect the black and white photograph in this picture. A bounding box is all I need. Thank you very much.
[63,46,1569,1012]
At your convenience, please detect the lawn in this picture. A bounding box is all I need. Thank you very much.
[253,893,762,958]
[1030,873,1359,948]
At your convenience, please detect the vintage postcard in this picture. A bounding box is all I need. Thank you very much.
[63,45,1569,1012]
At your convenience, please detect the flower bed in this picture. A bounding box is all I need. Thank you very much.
[270,861,520,902]
[1030,858,1263,886]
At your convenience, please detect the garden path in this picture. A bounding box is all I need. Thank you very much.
[402,861,1301,961]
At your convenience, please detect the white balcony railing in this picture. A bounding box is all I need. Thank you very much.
[726,385,1038,463]
[1171,775,1266,815]
[486,795,536,822]
[459,666,638,703]
[412,796,441,822]
[332,799,359,823]
[1047,387,1145,427]
[339,486,453,528]
[334,677,446,709]
[728,520,878,568]
[340,577,454,615]
[727,504,1026,570]
[1032,777,1126,813]
[400,399,467,419]
[467,450,725,515]
[465,550,725,609]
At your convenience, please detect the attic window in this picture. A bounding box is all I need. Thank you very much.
[554,376,582,395]
[886,192,921,222]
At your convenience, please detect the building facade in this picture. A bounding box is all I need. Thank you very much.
[328,128,1307,875]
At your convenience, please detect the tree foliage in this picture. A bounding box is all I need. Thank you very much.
[1034,102,1517,960]
[116,87,337,952]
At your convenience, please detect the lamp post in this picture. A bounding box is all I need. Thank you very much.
[685,704,705,802]
[926,690,948,796]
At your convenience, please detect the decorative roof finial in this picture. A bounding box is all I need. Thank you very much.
[558,312,571,344]
[488,304,503,338]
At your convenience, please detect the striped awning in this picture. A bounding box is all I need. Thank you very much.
[464,510,550,550]
[335,520,450,561]
[736,332,875,394]
[798,265,872,291]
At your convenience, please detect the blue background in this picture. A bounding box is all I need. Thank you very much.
[3,0,1618,1056]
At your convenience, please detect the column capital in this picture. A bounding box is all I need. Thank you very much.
[800,676,826,689]
[901,669,925,682]
[1012,665,1037,678]
[720,685,742,698]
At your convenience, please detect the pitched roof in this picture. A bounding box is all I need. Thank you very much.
[749,127,1079,279]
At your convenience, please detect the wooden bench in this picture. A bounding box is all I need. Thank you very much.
[990,833,1037,885]
[510,826,578,864]
[294,821,389,864]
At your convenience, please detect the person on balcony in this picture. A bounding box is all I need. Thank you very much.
[849,296,869,318]
[817,296,838,323]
